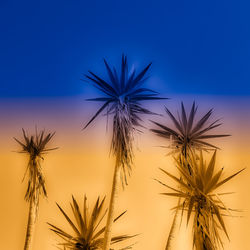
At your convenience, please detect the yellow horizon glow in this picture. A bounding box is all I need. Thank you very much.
[0,95,249,250]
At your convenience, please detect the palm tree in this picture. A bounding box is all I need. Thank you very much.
[156,150,244,250]
[14,128,57,250]
[48,195,136,249]
[151,102,230,156]
[150,102,230,249]
[83,55,165,250]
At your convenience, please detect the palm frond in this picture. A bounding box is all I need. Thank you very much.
[14,128,57,201]
[157,151,244,250]
[84,55,167,182]
[151,102,230,155]
[49,196,136,250]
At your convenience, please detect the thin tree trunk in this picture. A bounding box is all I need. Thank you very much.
[165,149,188,250]
[193,208,213,250]
[103,163,121,250]
[24,196,38,250]
[165,198,181,250]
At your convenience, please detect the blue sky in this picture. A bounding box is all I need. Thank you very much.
[0,0,250,97]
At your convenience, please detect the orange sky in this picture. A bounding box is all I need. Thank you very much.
[0,95,249,250]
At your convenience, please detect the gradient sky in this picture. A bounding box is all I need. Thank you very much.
[1,1,250,250]
[0,95,249,250]
[1,0,250,97]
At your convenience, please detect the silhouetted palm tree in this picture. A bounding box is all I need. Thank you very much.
[48,195,136,250]
[84,55,165,250]
[151,102,230,249]
[14,128,57,250]
[151,102,230,156]
[156,150,244,250]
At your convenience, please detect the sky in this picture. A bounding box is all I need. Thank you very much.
[0,95,249,250]
[0,0,250,97]
[0,1,250,250]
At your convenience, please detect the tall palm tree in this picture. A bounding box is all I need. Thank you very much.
[156,150,244,250]
[83,55,165,250]
[48,195,136,249]
[14,128,57,250]
[151,102,230,249]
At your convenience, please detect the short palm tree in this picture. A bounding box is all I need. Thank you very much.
[84,54,165,250]
[156,150,244,250]
[151,102,230,249]
[48,195,135,249]
[14,128,56,250]
[151,102,230,156]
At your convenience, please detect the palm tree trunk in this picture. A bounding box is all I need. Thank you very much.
[165,150,189,250]
[165,198,181,250]
[194,210,213,250]
[24,196,38,250]
[103,162,121,250]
